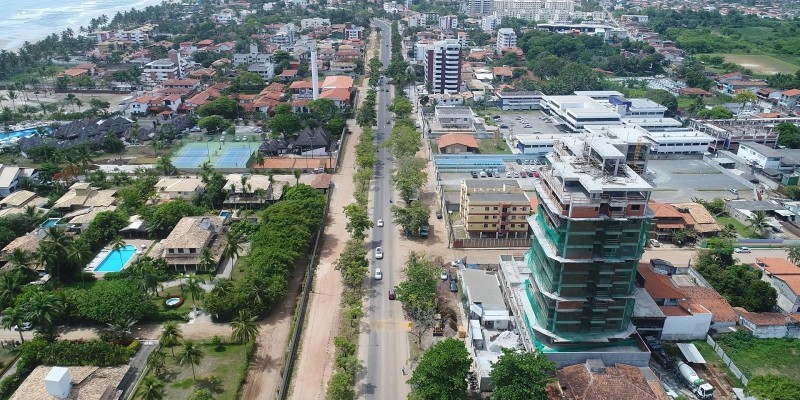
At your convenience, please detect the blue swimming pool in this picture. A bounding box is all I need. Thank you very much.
[94,245,137,273]
[0,127,50,143]
[219,210,231,219]
[40,218,61,228]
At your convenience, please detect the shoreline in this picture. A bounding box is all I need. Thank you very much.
[0,0,171,53]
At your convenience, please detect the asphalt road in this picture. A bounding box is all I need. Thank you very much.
[359,18,411,400]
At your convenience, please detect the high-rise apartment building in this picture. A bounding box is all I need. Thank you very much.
[496,27,517,50]
[525,135,652,347]
[465,0,494,16]
[493,0,574,22]
[425,39,463,94]
[439,15,459,30]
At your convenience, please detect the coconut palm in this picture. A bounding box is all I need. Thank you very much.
[7,91,17,112]
[160,321,183,356]
[230,310,260,344]
[106,316,138,342]
[747,210,770,238]
[146,348,168,377]
[198,248,216,274]
[184,274,205,311]
[110,236,127,264]
[20,289,61,340]
[67,240,91,288]
[136,376,165,400]
[177,340,204,381]
[0,274,23,310]
[64,93,76,112]
[7,248,32,271]
[223,231,243,262]
[787,246,800,265]
[1,307,26,343]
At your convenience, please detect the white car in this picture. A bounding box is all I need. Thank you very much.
[440,270,448,280]
[451,259,465,268]
[375,247,384,259]
[374,268,383,280]
[734,247,751,253]
[13,322,32,331]
[377,219,384,227]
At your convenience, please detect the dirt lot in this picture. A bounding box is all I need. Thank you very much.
[0,89,132,115]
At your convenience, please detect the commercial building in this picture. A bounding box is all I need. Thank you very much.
[520,135,653,363]
[142,59,180,83]
[737,142,800,172]
[492,0,574,22]
[543,95,622,130]
[465,0,494,15]
[300,18,330,29]
[496,28,517,51]
[495,90,543,110]
[459,179,531,238]
[424,39,463,94]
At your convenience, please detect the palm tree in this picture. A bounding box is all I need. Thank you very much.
[21,290,61,340]
[136,376,165,400]
[747,210,770,238]
[0,274,22,310]
[146,348,168,377]
[7,249,32,270]
[184,274,205,311]
[66,241,91,288]
[787,246,800,265]
[230,310,260,344]
[160,321,183,356]
[177,340,204,382]
[1,307,26,343]
[65,93,77,112]
[7,91,17,112]
[110,236,127,264]
[73,145,94,174]
[223,231,242,262]
[293,169,301,185]
[198,248,216,274]
[106,316,138,342]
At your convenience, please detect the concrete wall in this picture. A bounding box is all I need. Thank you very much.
[545,349,651,368]
[661,314,712,340]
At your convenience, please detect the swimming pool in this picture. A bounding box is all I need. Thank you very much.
[0,126,50,143]
[40,218,61,228]
[94,245,137,273]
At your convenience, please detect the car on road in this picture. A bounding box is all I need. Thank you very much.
[436,211,443,219]
[13,322,32,331]
[374,268,383,280]
[440,270,448,280]
[513,171,519,178]
[449,279,458,292]
[729,188,739,195]
[377,219,384,227]
[734,247,751,253]
[375,247,384,259]
[500,124,508,129]
[388,289,396,300]
[520,171,527,178]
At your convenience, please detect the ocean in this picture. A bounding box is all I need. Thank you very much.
[0,0,168,51]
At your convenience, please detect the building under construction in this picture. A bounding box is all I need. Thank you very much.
[518,135,654,365]
[690,117,800,152]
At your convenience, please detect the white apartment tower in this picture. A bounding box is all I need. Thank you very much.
[425,39,463,94]
[493,0,575,22]
[465,0,494,16]
[496,28,517,51]
[439,15,459,30]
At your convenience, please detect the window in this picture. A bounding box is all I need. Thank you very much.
[178,248,184,254]
[494,207,499,211]
[189,248,197,254]
[485,207,490,211]
[631,205,641,210]
[512,207,517,211]
[492,224,496,228]
[483,223,488,228]
[484,216,488,220]
[168,249,175,254]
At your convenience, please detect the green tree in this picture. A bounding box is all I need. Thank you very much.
[77,279,154,323]
[490,348,556,400]
[733,90,757,109]
[160,321,183,357]
[335,239,369,290]
[184,274,205,312]
[1,306,26,343]
[196,97,240,119]
[223,231,243,262]
[776,122,800,149]
[787,246,800,265]
[187,389,215,400]
[230,310,260,344]
[136,376,165,400]
[230,71,265,93]
[391,157,427,203]
[198,115,233,134]
[267,112,301,137]
[391,201,431,236]
[343,203,373,240]
[388,97,413,119]
[408,338,472,400]
[396,252,438,348]
[308,98,338,123]
[746,375,800,400]
[146,347,168,377]
[747,210,770,238]
[177,340,205,381]
[110,236,127,264]
[19,289,62,340]
[327,371,355,400]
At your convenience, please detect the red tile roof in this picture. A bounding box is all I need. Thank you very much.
[319,88,350,102]
[680,286,738,323]
[783,89,800,97]
[756,257,800,276]
[437,133,479,150]
[558,363,669,400]
[310,173,332,189]
[649,201,683,219]
[638,263,685,300]
[290,80,314,89]
[733,307,789,326]
[680,88,712,96]
[262,82,286,93]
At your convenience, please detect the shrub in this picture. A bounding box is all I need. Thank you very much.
[126,340,141,353]
[77,279,156,323]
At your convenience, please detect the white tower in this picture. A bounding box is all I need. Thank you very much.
[311,45,320,100]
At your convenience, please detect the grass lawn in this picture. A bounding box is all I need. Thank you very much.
[708,53,800,75]
[716,336,800,381]
[715,216,760,239]
[478,139,511,154]
[692,340,744,387]
[153,286,202,313]
[137,343,249,400]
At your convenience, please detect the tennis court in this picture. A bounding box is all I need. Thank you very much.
[173,147,209,168]
[216,147,252,168]
[173,140,257,170]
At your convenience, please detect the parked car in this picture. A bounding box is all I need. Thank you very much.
[533,171,540,178]
[13,322,32,331]
[649,239,662,248]
[500,124,508,129]
[374,268,383,280]
[479,171,487,178]
[513,172,519,178]
[377,219,384,227]
[520,171,527,178]
[440,270,448,280]
[375,247,384,259]
[449,279,458,292]
[471,171,479,178]
[729,188,739,195]
[451,259,465,268]
[436,211,443,219]
[494,172,501,178]
[734,247,751,253]
[388,289,396,300]
[516,159,522,165]
[506,172,512,178]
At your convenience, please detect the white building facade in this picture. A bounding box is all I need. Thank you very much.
[425,40,463,94]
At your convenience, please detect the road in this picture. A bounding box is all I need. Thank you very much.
[357,18,411,400]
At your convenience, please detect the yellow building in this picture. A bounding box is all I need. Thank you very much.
[460,180,531,238]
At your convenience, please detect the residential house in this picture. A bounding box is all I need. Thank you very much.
[648,201,688,241]
[680,286,738,332]
[159,216,226,271]
[459,179,530,239]
[0,190,46,217]
[557,360,669,400]
[290,80,315,98]
[154,177,206,202]
[293,127,331,155]
[52,183,116,212]
[734,307,800,338]
[223,173,275,209]
[637,262,712,340]
[779,89,800,109]
[671,203,723,237]
[63,206,117,232]
[679,88,713,97]
[755,257,800,313]
[0,229,47,271]
[437,133,479,154]
[319,88,351,108]
[0,165,37,198]
[460,268,511,331]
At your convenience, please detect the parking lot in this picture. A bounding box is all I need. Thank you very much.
[647,159,751,203]
[493,111,567,139]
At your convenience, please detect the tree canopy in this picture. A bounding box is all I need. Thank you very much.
[490,349,556,400]
[408,338,472,400]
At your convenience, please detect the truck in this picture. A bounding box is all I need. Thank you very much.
[676,361,715,399]
[432,313,443,336]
